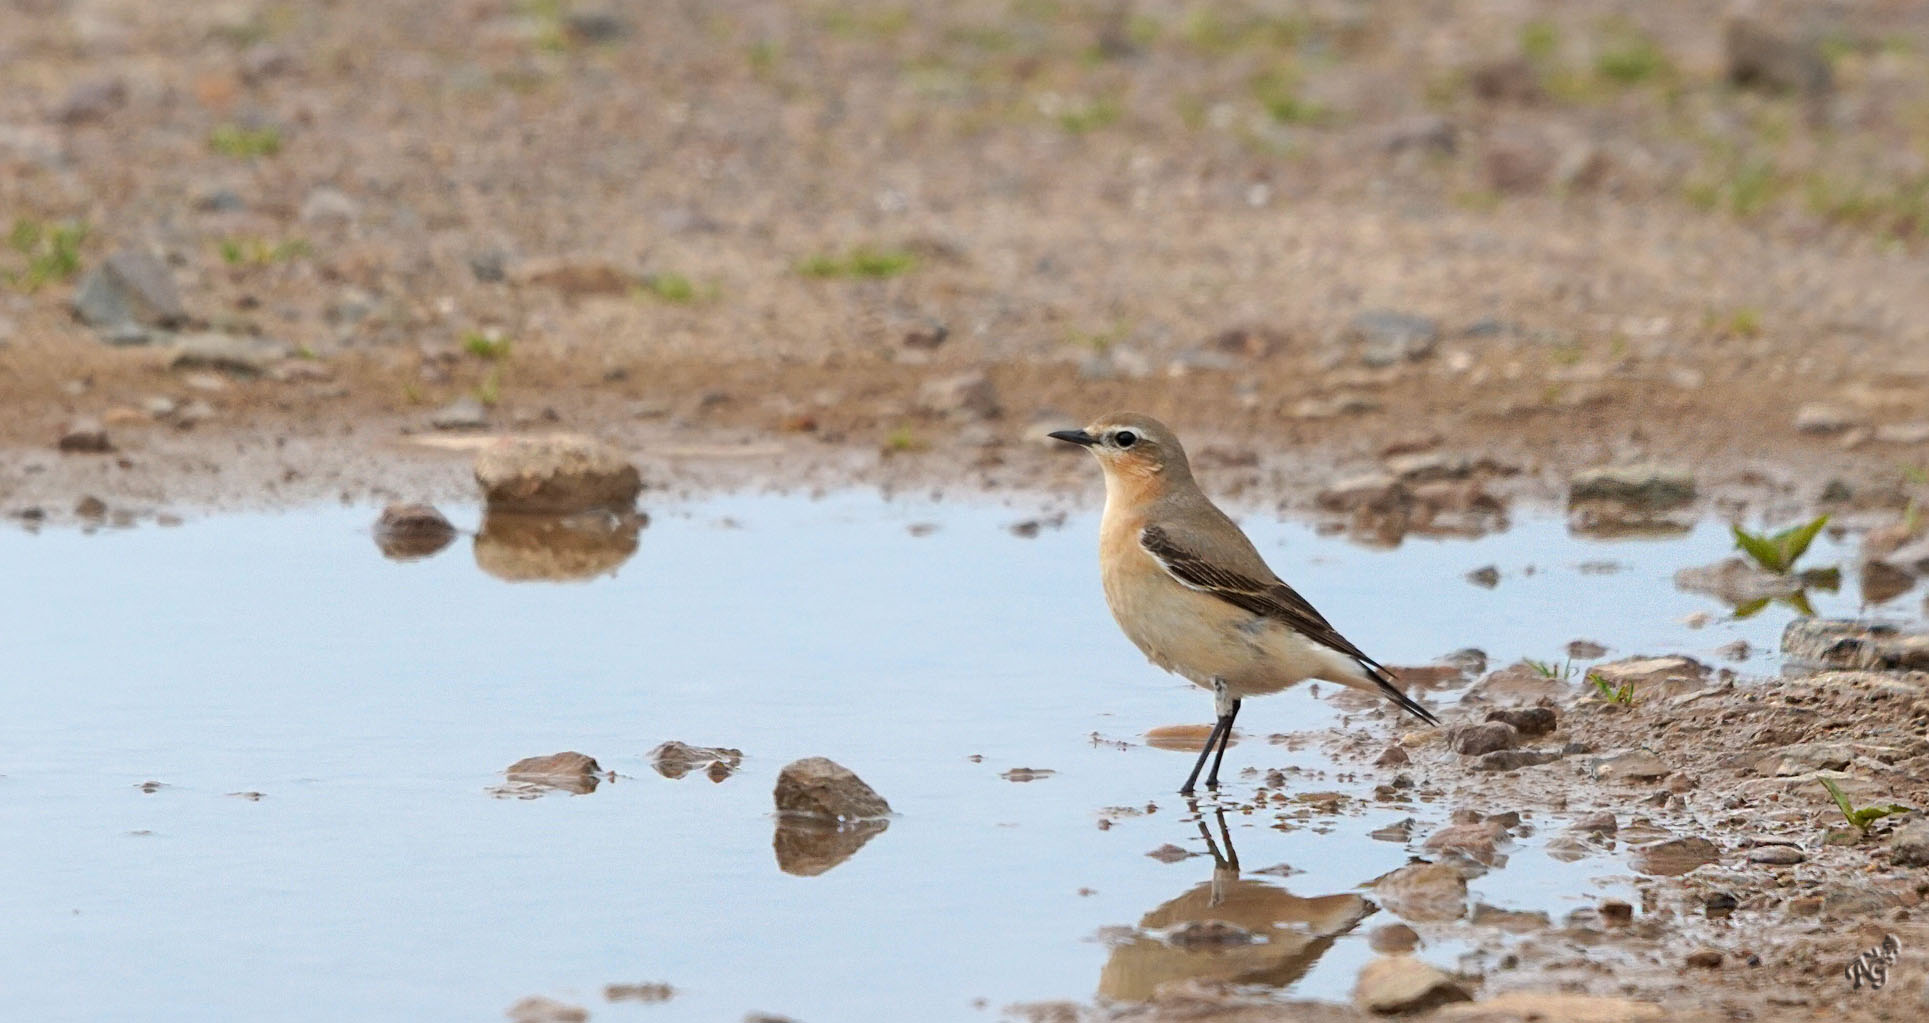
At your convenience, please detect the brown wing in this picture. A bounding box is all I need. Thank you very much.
[1141,524,1439,725]
[1139,524,1384,672]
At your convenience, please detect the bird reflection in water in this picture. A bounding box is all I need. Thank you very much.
[1098,804,1375,1001]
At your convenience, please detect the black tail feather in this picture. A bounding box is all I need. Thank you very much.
[1370,666,1439,726]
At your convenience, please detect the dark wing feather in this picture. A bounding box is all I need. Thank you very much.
[1140,524,1438,725]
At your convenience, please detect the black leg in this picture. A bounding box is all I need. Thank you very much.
[1202,699,1242,790]
[1178,714,1230,795]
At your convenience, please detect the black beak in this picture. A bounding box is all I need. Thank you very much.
[1048,429,1098,447]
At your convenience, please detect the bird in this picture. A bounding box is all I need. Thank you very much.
[1050,412,1438,794]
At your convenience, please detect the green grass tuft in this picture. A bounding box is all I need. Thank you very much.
[5,218,88,291]
[208,123,282,158]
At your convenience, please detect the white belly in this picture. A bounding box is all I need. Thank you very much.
[1102,562,1361,699]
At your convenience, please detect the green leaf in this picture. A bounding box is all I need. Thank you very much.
[1732,524,1787,572]
[1820,777,1858,820]
[1731,596,1771,619]
[1781,590,1817,618]
[1772,514,1829,566]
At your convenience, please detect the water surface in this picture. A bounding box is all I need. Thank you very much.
[0,496,1907,1021]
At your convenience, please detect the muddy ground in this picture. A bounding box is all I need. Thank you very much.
[6,0,1929,1020]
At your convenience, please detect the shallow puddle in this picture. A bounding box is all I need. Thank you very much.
[0,496,1917,1020]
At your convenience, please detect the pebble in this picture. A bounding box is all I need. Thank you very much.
[1726,16,1832,97]
[73,246,186,332]
[1747,844,1805,865]
[1484,706,1556,737]
[1591,749,1669,781]
[1794,401,1860,435]
[53,77,126,124]
[501,752,605,796]
[1447,721,1518,756]
[1630,835,1720,876]
[1568,464,1696,510]
[1684,947,1725,969]
[1348,310,1439,367]
[430,395,490,431]
[1473,749,1560,772]
[1371,861,1467,922]
[915,371,1000,421]
[1465,564,1499,588]
[298,185,360,226]
[1368,922,1420,953]
[373,503,458,560]
[169,333,293,377]
[1889,821,1929,867]
[649,740,744,780]
[56,418,113,453]
[1783,619,1929,671]
[1352,955,1471,1014]
[774,757,891,822]
[473,434,642,514]
[1570,811,1617,836]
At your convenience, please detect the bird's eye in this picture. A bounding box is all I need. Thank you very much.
[1114,430,1138,448]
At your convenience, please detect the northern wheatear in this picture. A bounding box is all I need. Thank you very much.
[1051,412,1438,794]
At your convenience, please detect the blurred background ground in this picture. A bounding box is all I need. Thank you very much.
[2,0,1928,514]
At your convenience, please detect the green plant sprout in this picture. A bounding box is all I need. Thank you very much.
[1732,514,1829,574]
[1587,671,1636,706]
[1820,777,1909,832]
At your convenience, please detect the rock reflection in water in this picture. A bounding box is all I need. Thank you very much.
[473,510,646,582]
[772,817,889,877]
[1098,807,1373,1001]
[372,502,459,561]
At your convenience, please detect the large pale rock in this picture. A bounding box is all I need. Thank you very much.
[1353,955,1470,1014]
[1371,861,1467,922]
[474,434,641,514]
[773,757,891,822]
[1782,619,1929,671]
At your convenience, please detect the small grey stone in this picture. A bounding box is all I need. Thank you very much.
[169,333,292,377]
[1569,464,1696,509]
[469,249,508,283]
[1465,564,1500,588]
[430,395,490,431]
[564,9,629,42]
[73,247,186,331]
[1795,402,1859,435]
[1485,706,1556,737]
[1447,721,1518,756]
[298,186,359,226]
[1725,17,1831,98]
[52,77,126,124]
[1591,749,1669,781]
[1748,844,1805,865]
[1569,811,1617,836]
[194,187,247,212]
[915,371,1000,420]
[56,418,113,453]
[1348,310,1439,367]
[1473,749,1560,772]
[1890,821,1929,866]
